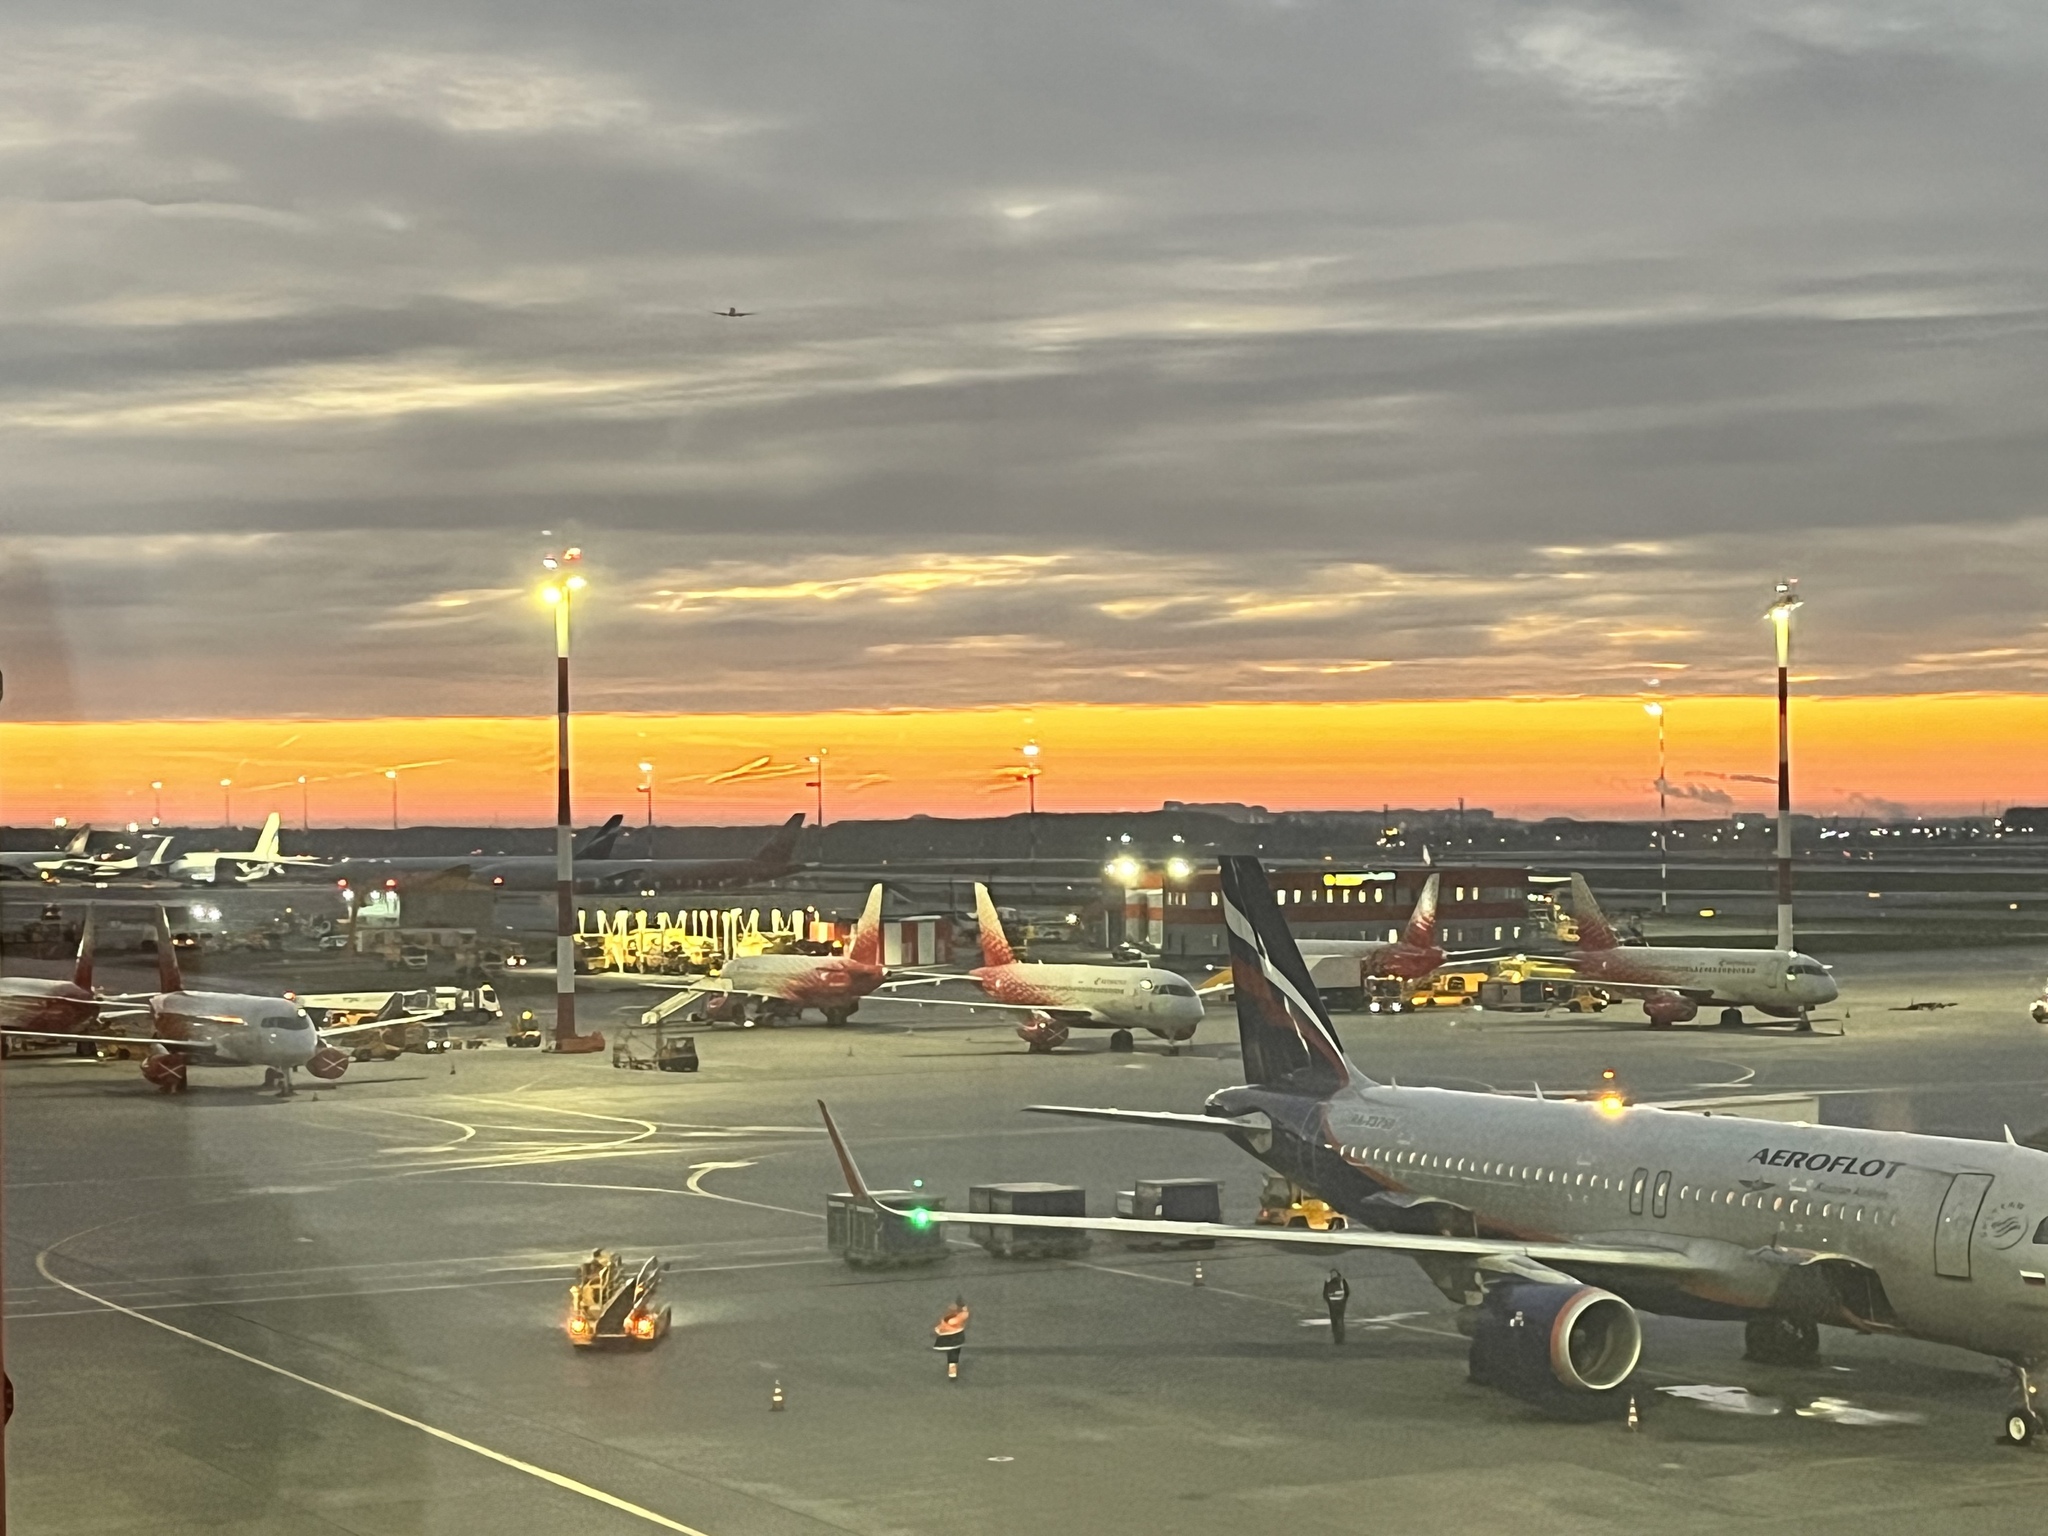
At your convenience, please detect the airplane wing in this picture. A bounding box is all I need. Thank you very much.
[819,1102,1694,1276]
[873,993,1097,1023]
[1022,1104,1260,1134]
[0,1027,226,1058]
[317,1012,446,1038]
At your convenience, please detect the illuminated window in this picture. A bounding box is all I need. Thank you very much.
[1773,1196,1785,1212]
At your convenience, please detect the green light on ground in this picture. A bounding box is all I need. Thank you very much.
[908,1208,932,1229]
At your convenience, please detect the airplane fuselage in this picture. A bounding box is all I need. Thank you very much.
[1296,938,1443,981]
[719,953,885,1014]
[0,978,97,1034]
[1565,945,1837,1015]
[972,962,1205,1039]
[1211,1079,2048,1364]
[150,990,328,1071]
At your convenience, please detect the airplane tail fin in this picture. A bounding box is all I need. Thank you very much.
[972,883,1016,967]
[253,812,282,861]
[1568,873,1620,950]
[65,826,91,855]
[754,813,806,867]
[1220,856,1362,1095]
[845,884,886,966]
[72,909,95,991]
[147,836,173,868]
[154,908,184,994]
[575,813,627,860]
[1401,871,1441,951]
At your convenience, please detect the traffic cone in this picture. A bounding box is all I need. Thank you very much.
[771,1380,785,1411]
[1193,1263,1205,1287]
[1626,1394,1639,1431]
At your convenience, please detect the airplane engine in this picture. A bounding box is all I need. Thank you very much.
[306,1046,351,1081]
[141,1051,189,1094]
[1642,991,1698,1029]
[1015,1013,1069,1053]
[1467,1281,1641,1416]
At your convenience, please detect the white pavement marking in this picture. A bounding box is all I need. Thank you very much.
[35,1247,717,1535]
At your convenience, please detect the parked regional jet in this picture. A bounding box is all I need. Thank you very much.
[884,884,1204,1052]
[0,911,421,1096]
[1559,874,1837,1028]
[640,884,887,1028]
[0,825,94,881]
[823,855,2048,1443]
[167,813,328,885]
[331,813,804,894]
[0,911,98,1036]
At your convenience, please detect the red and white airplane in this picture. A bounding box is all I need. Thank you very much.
[885,884,1205,1053]
[643,884,888,1028]
[1294,871,1447,979]
[0,911,100,1037]
[0,910,420,1094]
[1556,873,1838,1028]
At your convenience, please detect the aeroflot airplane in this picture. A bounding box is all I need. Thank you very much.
[823,855,2048,1444]
[1560,874,1838,1027]
[883,883,1204,1052]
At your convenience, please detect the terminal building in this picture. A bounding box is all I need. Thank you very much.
[1129,865,1534,959]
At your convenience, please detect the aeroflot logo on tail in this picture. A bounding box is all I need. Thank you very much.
[1751,1148,1904,1178]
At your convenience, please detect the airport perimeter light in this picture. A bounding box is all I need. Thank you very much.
[298,775,309,832]
[637,762,655,831]
[1767,580,1802,964]
[385,768,399,831]
[540,547,600,1052]
[806,751,827,853]
[220,777,233,827]
[150,780,163,826]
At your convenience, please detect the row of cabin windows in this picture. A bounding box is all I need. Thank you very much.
[1166,886,1523,908]
[1340,1145,1903,1228]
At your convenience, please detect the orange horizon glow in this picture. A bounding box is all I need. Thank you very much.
[0,693,2038,829]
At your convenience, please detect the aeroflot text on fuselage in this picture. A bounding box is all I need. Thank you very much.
[1750,1147,1906,1178]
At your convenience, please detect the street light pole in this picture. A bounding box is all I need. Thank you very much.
[1643,699,1667,915]
[542,549,599,1051]
[806,750,826,857]
[1021,740,1041,862]
[1768,580,1802,958]
[637,761,654,854]
[385,769,398,831]
[298,775,309,833]
[220,777,232,827]
[150,780,163,827]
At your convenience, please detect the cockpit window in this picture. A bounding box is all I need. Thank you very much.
[2034,1217,2048,1245]
[1156,981,1196,998]
[1788,961,1828,976]
[264,1010,312,1030]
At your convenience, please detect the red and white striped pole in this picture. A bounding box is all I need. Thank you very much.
[543,549,601,1052]
[1768,579,1802,965]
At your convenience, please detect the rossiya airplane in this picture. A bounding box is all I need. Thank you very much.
[167,812,328,885]
[882,882,1204,1053]
[640,884,888,1028]
[1559,873,1838,1028]
[822,854,2048,1444]
[0,911,99,1037]
[0,910,421,1096]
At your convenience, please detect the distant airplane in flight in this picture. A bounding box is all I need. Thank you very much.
[712,306,754,317]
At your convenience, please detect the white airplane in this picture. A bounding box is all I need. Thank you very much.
[824,855,2048,1445]
[0,911,418,1096]
[59,836,173,881]
[1556,874,1838,1028]
[641,885,887,1029]
[0,825,94,882]
[882,883,1205,1053]
[167,812,326,885]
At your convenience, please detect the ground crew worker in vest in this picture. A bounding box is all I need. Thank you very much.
[933,1297,970,1379]
[1323,1270,1350,1345]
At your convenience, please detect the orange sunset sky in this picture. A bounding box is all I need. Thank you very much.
[2,693,2038,829]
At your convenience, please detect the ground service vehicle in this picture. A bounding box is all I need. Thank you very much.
[566,1250,671,1347]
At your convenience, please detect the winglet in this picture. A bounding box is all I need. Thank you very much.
[817,1100,874,1205]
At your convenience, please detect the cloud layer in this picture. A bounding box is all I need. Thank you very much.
[5,2,2048,720]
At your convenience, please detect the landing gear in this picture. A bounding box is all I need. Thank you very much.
[1720,1007,1744,1027]
[262,1066,297,1098]
[1108,1029,1135,1053]
[1795,1008,1814,1034]
[1744,1313,1819,1366]
[2003,1364,2042,1447]
[822,1008,852,1028]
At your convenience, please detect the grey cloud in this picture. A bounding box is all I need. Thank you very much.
[5,3,2048,717]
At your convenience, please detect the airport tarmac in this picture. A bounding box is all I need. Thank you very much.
[10,946,2048,1534]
